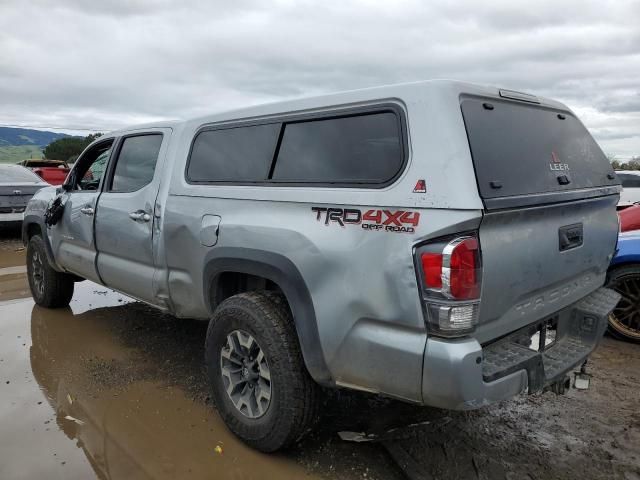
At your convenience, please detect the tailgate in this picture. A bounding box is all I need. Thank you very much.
[475,195,618,343]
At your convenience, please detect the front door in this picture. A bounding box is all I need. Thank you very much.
[50,140,114,283]
[94,130,169,305]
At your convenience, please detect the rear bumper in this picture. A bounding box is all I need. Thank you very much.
[421,287,620,409]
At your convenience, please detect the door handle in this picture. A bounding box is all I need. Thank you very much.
[558,223,583,251]
[80,206,94,216]
[129,211,151,222]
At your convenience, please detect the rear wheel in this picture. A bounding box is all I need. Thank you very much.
[205,291,319,452]
[606,265,640,343]
[26,235,74,308]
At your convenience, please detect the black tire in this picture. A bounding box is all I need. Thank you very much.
[205,291,319,452]
[26,235,74,308]
[605,265,640,343]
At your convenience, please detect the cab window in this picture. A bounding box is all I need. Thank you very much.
[68,140,114,191]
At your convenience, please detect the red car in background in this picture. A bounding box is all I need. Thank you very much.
[17,160,70,185]
[618,204,640,232]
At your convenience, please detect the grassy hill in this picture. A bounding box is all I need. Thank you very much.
[0,145,44,164]
[0,126,69,164]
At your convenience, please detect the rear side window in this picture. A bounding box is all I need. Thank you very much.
[618,174,640,188]
[187,124,280,182]
[186,109,405,186]
[271,112,402,183]
[110,134,163,192]
[461,96,617,200]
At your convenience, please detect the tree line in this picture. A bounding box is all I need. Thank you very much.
[611,157,640,171]
[43,133,102,163]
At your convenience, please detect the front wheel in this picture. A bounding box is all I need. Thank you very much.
[605,265,640,343]
[26,235,74,308]
[205,291,319,452]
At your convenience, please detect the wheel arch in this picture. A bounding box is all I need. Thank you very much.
[22,216,63,272]
[202,247,332,385]
[607,260,640,283]
[22,221,42,243]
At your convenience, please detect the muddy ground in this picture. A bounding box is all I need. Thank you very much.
[1,226,638,480]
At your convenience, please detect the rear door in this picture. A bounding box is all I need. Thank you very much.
[459,95,621,342]
[94,130,169,305]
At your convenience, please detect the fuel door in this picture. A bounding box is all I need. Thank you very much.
[200,215,222,247]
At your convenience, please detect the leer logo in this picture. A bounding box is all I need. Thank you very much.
[549,151,570,171]
[413,179,426,193]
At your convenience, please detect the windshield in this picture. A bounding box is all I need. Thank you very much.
[461,95,618,200]
[0,165,43,183]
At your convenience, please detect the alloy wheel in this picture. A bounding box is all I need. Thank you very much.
[31,250,45,297]
[609,274,640,341]
[220,329,272,418]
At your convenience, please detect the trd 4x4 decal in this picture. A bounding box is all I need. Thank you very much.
[311,207,420,233]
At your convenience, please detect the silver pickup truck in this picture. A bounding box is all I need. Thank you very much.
[23,80,621,452]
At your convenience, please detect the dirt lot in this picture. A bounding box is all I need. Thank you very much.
[1,227,639,480]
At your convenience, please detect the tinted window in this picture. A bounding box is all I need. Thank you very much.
[0,165,42,182]
[618,174,640,188]
[188,124,280,182]
[461,96,617,200]
[110,135,162,192]
[272,112,402,183]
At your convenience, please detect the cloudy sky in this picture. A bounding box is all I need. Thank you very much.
[1,0,639,158]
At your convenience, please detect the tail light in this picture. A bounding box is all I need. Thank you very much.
[415,233,482,337]
[33,168,44,178]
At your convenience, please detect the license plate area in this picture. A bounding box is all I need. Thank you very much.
[513,317,558,352]
[0,196,30,207]
[0,206,26,214]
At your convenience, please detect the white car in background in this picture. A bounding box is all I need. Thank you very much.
[616,171,640,208]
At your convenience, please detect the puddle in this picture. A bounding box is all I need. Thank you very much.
[0,271,30,302]
[0,235,405,479]
[0,283,321,480]
[0,244,29,301]
[0,247,25,269]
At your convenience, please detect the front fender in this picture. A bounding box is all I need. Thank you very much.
[22,187,63,272]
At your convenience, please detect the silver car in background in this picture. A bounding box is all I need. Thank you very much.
[0,165,49,225]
